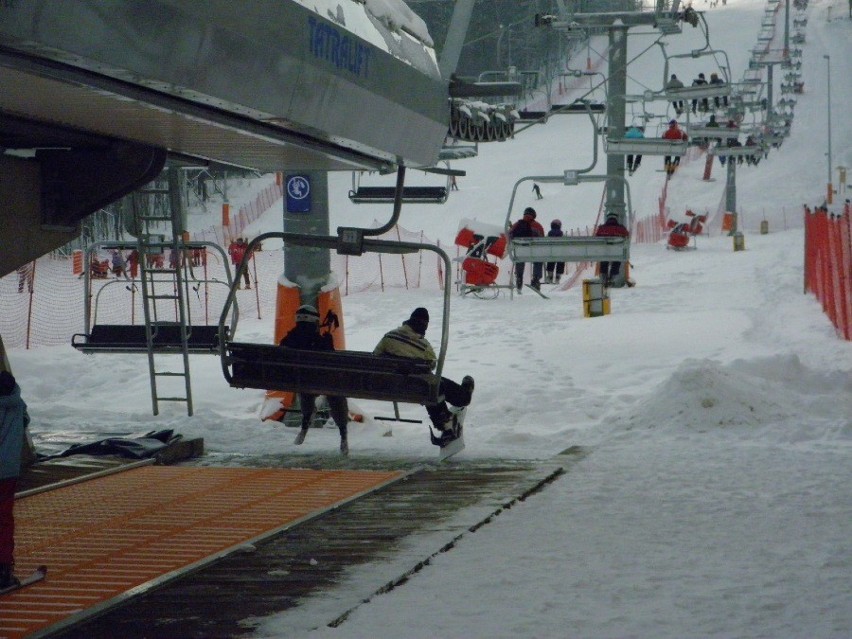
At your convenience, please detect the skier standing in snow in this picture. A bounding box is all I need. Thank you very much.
[509,207,545,291]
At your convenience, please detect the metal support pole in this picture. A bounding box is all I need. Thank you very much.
[283,172,331,306]
[604,22,629,288]
[438,0,476,79]
[824,55,833,204]
[604,23,628,223]
[767,64,774,126]
[783,0,790,56]
[725,157,738,234]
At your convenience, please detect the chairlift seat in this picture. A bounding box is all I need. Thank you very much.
[348,186,448,204]
[550,102,606,114]
[438,145,478,161]
[511,236,629,263]
[224,342,441,404]
[517,110,549,122]
[662,84,731,101]
[710,146,765,158]
[688,127,741,139]
[72,324,224,354]
[605,138,688,156]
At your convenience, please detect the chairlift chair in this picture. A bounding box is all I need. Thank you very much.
[605,137,688,157]
[503,174,632,278]
[658,43,733,103]
[349,166,453,204]
[72,240,236,354]
[219,231,452,406]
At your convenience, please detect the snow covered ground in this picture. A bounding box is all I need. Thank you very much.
[6,0,851,637]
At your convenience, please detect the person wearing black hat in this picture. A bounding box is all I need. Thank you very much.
[691,72,709,114]
[545,219,565,284]
[0,370,30,589]
[595,215,630,287]
[280,304,350,455]
[509,207,545,292]
[665,73,685,115]
[374,308,474,446]
[662,119,688,176]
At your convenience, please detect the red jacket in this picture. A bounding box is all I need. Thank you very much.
[595,219,629,238]
[228,241,246,265]
[530,220,545,237]
[663,124,688,142]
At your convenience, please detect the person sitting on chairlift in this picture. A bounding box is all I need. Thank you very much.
[595,215,630,287]
[373,308,474,448]
[545,219,565,285]
[666,74,685,115]
[662,119,688,177]
[279,304,350,456]
[690,73,710,114]
[624,125,644,175]
[709,72,729,108]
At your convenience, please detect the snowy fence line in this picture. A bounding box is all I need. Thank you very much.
[804,203,851,340]
[190,182,284,246]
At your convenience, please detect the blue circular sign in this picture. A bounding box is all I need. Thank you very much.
[287,176,310,200]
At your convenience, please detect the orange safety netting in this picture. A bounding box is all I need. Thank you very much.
[0,222,442,350]
[804,203,852,340]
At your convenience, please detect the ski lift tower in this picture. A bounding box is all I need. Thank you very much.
[535,1,695,286]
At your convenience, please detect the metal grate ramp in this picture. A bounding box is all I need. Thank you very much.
[0,466,403,639]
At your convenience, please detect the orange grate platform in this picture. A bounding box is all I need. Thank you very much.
[0,466,403,639]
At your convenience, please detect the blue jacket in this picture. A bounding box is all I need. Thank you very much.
[0,383,29,479]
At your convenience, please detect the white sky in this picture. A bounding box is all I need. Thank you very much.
[8,0,852,637]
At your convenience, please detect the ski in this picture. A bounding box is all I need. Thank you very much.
[0,565,47,596]
[525,285,549,299]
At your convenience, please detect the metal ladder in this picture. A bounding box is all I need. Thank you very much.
[132,168,194,416]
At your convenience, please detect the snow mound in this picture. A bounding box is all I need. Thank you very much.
[617,356,852,447]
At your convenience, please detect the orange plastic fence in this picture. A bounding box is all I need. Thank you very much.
[804,203,851,340]
[0,466,402,639]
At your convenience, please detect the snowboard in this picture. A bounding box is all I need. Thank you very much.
[0,565,47,596]
[437,406,466,461]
